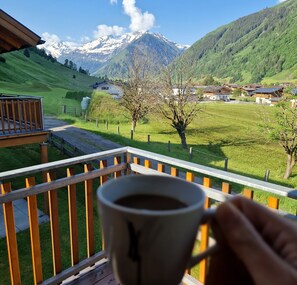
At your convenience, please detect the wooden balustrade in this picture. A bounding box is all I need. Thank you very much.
[0,95,44,136]
[0,147,297,284]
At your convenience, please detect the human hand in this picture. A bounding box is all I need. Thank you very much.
[206,196,297,285]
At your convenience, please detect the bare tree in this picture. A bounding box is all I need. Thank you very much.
[121,49,155,132]
[157,64,202,149]
[261,100,297,179]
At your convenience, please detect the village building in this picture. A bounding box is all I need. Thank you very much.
[203,86,231,101]
[252,87,284,104]
[91,80,123,99]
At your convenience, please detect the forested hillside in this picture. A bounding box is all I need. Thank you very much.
[177,0,297,83]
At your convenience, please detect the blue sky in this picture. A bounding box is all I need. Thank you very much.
[1,0,288,45]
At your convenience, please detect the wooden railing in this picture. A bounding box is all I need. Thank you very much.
[0,95,44,136]
[0,147,296,285]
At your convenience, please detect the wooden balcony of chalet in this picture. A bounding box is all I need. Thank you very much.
[0,147,297,285]
[0,94,48,147]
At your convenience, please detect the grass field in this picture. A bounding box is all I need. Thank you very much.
[60,101,297,214]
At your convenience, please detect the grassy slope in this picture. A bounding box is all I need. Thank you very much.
[0,49,99,115]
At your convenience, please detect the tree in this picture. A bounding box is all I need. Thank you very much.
[261,100,297,179]
[157,64,202,149]
[121,50,155,132]
[23,49,30,58]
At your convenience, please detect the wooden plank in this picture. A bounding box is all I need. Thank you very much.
[0,132,49,148]
[17,100,22,132]
[33,101,38,129]
[1,182,21,285]
[0,100,5,134]
[243,189,254,199]
[144,159,152,169]
[0,147,127,180]
[268,197,280,210]
[84,164,94,257]
[26,177,43,284]
[5,100,11,133]
[157,163,165,173]
[133,157,140,174]
[47,172,62,275]
[171,167,179,177]
[124,151,132,175]
[222,182,231,194]
[67,168,79,266]
[100,160,108,185]
[40,251,107,285]
[28,100,33,130]
[0,164,127,204]
[11,100,17,132]
[23,100,28,132]
[126,147,297,199]
[38,100,43,129]
[186,172,194,182]
[114,156,122,178]
[199,178,212,284]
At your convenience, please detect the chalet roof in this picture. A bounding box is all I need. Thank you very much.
[204,86,231,93]
[0,9,44,54]
[252,87,283,94]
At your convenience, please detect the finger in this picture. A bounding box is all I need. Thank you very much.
[216,201,293,285]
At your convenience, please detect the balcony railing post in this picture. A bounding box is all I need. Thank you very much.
[157,163,165,173]
[114,156,122,178]
[100,160,108,185]
[243,188,254,199]
[268,197,280,210]
[171,167,179,177]
[222,182,231,194]
[199,177,212,284]
[67,168,79,266]
[47,171,62,275]
[26,176,43,284]
[144,159,152,169]
[1,182,21,285]
[84,164,94,258]
[133,157,140,174]
[125,152,132,175]
[40,142,49,215]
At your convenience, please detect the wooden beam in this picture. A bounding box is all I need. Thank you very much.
[0,132,49,147]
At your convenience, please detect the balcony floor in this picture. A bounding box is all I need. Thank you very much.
[63,260,202,285]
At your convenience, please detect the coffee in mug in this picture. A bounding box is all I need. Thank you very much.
[97,174,216,285]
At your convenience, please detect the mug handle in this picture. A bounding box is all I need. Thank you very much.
[187,208,220,268]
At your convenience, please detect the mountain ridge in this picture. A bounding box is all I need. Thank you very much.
[41,32,187,76]
[175,0,297,83]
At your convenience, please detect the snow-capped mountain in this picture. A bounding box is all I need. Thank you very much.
[40,32,188,76]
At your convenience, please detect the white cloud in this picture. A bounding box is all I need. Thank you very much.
[110,0,117,4]
[278,0,287,2]
[93,24,125,38]
[41,32,61,44]
[122,0,155,32]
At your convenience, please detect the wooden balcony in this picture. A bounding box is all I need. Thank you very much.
[0,147,296,285]
[0,94,48,147]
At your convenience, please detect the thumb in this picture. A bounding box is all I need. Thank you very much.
[216,201,287,285]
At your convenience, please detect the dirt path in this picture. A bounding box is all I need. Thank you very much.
[45,116,122,154]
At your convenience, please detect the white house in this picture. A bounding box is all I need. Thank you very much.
[91,81,123,99]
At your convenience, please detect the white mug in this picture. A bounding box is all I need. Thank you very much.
[97,174,217,285]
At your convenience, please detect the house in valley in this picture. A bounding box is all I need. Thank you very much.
[203,86,231,101]
[91,80,123,99]
[252,87,284,104]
